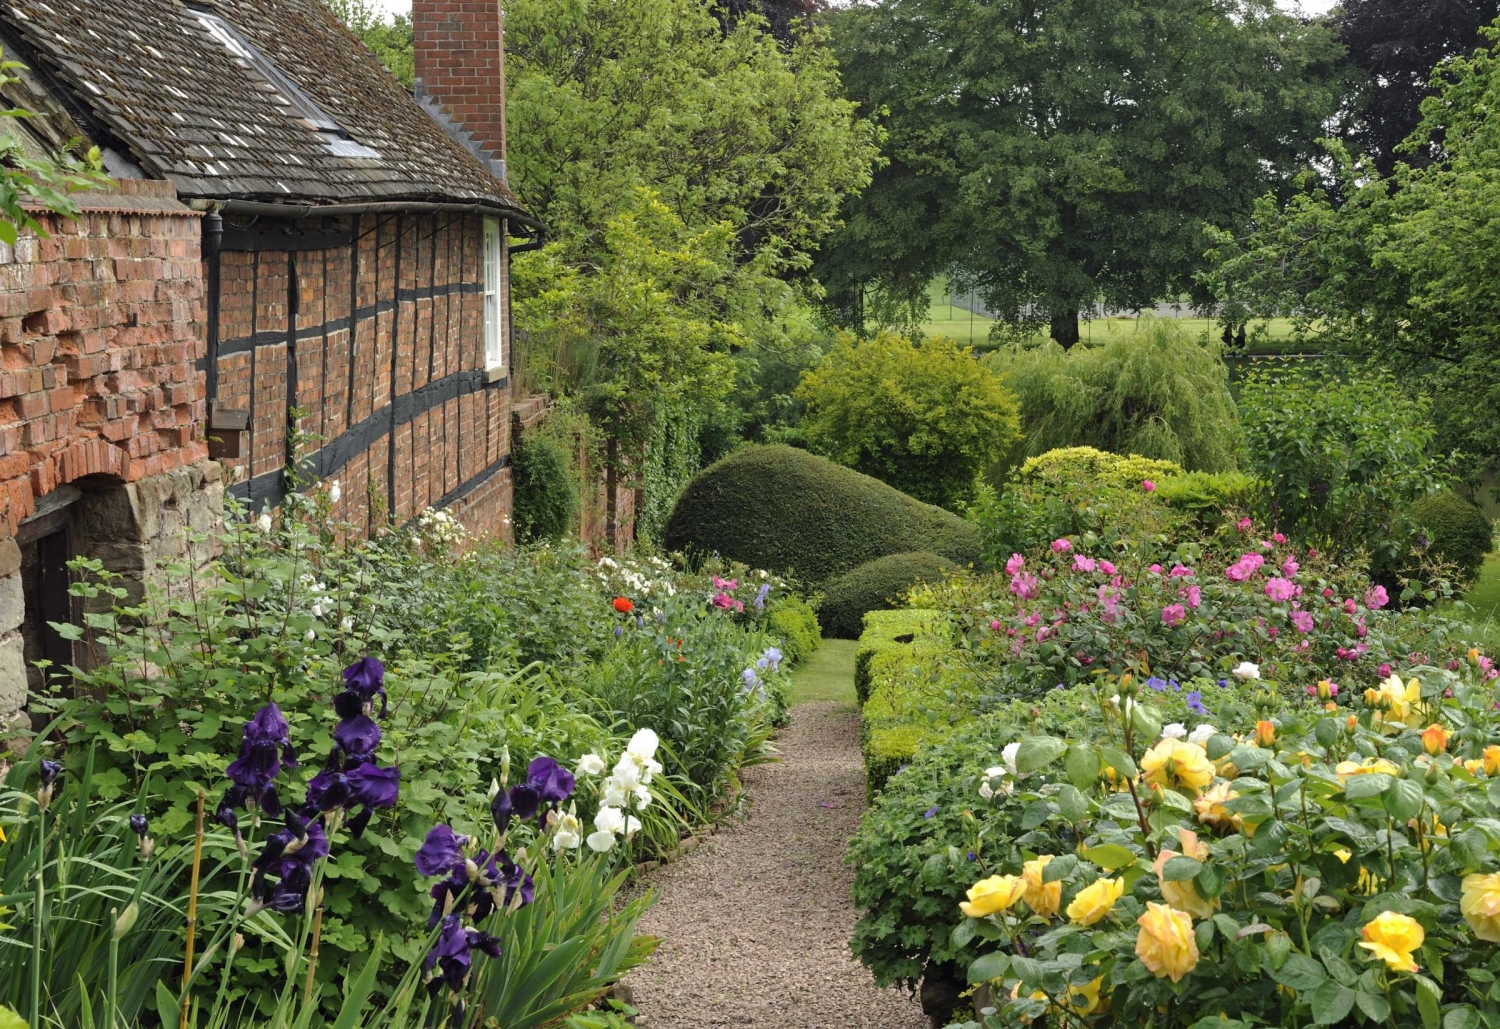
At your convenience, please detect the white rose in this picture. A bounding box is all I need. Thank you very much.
[1001,742,1022,778]
[329,480,341,505]
[594,806,626,835]
[627,729,660,761]
[576,754,605,776]
[1188,724,1217,746]
[1232,661,1261,681]
[978,780,994,801]
[1161,723,1187,740]
[983,765,1006,779]
[585,830,616,853]
[257,513,273,533]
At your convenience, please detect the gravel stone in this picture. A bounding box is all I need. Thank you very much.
[627,702,929,1028]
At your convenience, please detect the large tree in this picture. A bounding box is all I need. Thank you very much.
[1336,0,1499,175]
[817,0,1345,346]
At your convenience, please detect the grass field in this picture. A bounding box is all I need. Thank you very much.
[1454,554,1500,652]
[788,638,859,707]
[920,278,1301,352]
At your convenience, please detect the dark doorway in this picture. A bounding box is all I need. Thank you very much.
[18,493,79,694]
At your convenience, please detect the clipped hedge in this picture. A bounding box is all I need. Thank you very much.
[766,595,821,664]
[855,609,936,706]
[819,552,956,640]
[1016,446,1183,490]
[662,444,982,588]
[511,432,577,543]
[1412,488,1493,583]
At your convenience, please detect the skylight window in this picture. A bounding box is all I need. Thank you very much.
[187,5,379,159]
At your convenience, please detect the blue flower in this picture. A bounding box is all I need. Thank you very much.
[922,806,938,819]
[1186,690,1207,715]
[755,646,783,672]
[741,668,760,693]
[1145,676,1169,692]
[754,583,771,610]
[222,703,296,819]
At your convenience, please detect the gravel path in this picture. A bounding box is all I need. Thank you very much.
[627,702,929,1029]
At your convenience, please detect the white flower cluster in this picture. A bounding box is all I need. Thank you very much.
[415,507,467,551]
[1161,723,1218,745]
[594,556,676,599]
[978,742,1024,800]
[572,728,662,854]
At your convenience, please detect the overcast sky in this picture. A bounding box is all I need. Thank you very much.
[376,0,1339,17]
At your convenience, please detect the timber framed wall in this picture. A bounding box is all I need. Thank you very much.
[207,211,514,537]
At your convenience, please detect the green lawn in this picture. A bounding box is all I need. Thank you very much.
[919,277,1299,352]
[1456,554,1500,652]
[788,638,859,707]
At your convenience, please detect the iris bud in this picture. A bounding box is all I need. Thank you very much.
[112,902,139,940]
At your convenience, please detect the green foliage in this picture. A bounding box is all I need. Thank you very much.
[819,552,956,640]
[765,595,821,665]
[506,0,877,279]
[662,444,982,588]
[817,0,1344,341]
[1238,365,1446,572]
[1411,488,1494,584]
[988,320,1241,472]
[795,332,1021,510]
[512,432,578,543]
[637,400,708,546]
[855,609,939,706]
[971,447,1190,565]
[512,193,739,461]
[1153,470,1260,528]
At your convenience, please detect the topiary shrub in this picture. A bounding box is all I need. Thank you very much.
[819,552,956,639]
[855,609,938,705]
[766,595,821,664]
[662,444,982,587]
[512,432,577,542]
[1411,488,1493,583]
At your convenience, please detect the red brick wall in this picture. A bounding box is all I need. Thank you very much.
[0,181,207,536]
[413,0,506,167]
[211,211,514,542]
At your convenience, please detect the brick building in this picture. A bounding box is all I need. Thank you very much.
[0,0,538,734]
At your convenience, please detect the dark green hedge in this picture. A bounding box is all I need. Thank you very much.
[1412,489,1493,583]
[512,433,576,543]
[662,444,981,587]
[819,552,956,639]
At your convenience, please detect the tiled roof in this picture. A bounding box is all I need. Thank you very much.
[0,0,526,213]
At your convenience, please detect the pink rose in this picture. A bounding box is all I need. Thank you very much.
[1281,557,1299,577]
[1237,517,1253,532]
[1378,663,1391,677]
[1149,564,1163,574]
[1323,588,1334,598]
[1073,555,1097,573]
[1052,538,1072,554]
[1142,479,1156,492]
[1169,564,1194,578]
[1264,577,1296,602]
[1010,572,1040,600]
[1364,585,1389,611]
[1291,610,1314,633]
[1005,553,1026,576]
[1343,598,1356,615]
[1273,533,1286,544]
[1183,584,1202,609]
[1099,560,1117,575]
[989,619,1002,631]
[1160,603,1187,628]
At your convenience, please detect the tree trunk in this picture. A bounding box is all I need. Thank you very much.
[1050,307,1080,349]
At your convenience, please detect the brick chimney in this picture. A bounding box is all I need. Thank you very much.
[412,0,507,181]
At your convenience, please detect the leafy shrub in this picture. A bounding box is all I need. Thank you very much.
[513,431,579,543]
[971,447,1190,565]
[941,660,1500,1029]
[766,595,821,664]
[989,319,1241,473]
[1411,488,1493,584]
[663,443,982,587]
[1239,364,1446,573]
[1154,469,1259,528]
[796,331,1021,509]
[856,608,941,705]
[820,552,956,640]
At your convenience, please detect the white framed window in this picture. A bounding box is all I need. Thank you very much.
[483,217,505,373]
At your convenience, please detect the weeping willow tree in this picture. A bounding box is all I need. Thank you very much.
[987,319,1240,472]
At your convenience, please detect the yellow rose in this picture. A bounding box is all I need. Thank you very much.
[1421,723,1449,756]
[1333,847,1352,864]
[1022,856,1062,919]
[1152,829,1217,919]
[960,874,1027,918]
[1462,873,1500,943]
[1335,756,1400,782]
[1194,781,1242,831]
[1358,911,1423,973]
[1371,674,1422,728]
[1067,877,1125,926]
[1484,746,1500,777]
[1465,759,1484,776]
[1064,976,1105,1016]
[1136,901,1200,982]
[1356,866,1383,896]
[1140,738,1216,795]
[1255,720,1276,747]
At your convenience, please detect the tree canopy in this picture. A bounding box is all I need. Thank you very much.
[816,0,1345,346]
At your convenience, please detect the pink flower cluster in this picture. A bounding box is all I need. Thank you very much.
[1263,577,1297,603]
[1225,552,1265,581]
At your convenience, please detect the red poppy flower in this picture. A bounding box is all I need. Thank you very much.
[612,597,634,614]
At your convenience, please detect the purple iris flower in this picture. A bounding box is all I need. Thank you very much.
[508,784,541,823]
[129,813,149,836]
[334,714,381,763]
[526,757,575,804]
[342,656,388,716]
[415,825,468,877]
[425,915,502,994]
[38,759,62,788]
[1186,690,1207,715]
[497,852,534,908]
[490,787,514,836]
[250,813,329,915]
[426,847,508,926]
[754,583,771,610]
[226,703,294,789]
[305,768,351,814]
[344,763,400,837]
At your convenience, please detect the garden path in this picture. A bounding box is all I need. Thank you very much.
[626,658,927,1028]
